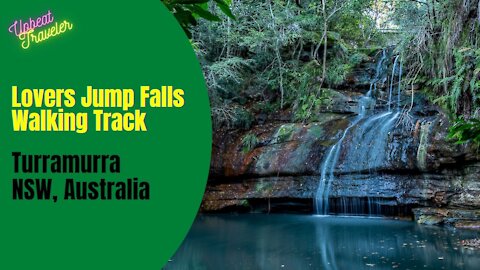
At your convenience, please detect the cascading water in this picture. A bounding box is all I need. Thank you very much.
[315,51,403,216]
[315,94,370,215]
[372,49,387,95]
[397,59,403,109]
[388,54,404,111]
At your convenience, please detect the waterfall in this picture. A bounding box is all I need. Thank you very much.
[373,49,386,95]
[342,111,398,172]
[315,50,401,216]
[397,59,403,109]
[388,55,399,112]
[315,96,370,215]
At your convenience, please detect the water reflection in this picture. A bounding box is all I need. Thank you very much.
[165,215,480,270]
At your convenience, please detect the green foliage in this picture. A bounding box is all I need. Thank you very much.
[349,52,367,65]
[211,104,253,130]
[393,0,480,144]
[431,48,480,114]
[449,118,480,145]
[395,0,480,114]
[241,133,258,153]
[162,0,234,38]
[171,0,480,147]
[232,107,254,129]
[275,124,296,143]
[293,90,332,122]
[192,0,386,129]
[206,56,254,97]
[253,101,277,114]
[325,58,352,86]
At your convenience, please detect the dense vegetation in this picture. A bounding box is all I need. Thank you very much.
[393,0,480,144]
[191,0,389,128]
[162,0,234,38]
[164,0,480,145]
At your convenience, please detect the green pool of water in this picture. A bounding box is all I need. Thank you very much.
[166,214,480,270]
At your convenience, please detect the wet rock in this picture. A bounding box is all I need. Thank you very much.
[205,88,480,219]
[455,221,480,230]
[417,215,444,225]
[318,89,360,114]
[461,238,480,249]
[413,208,480,228]
[201,176,318,212]
[210,117,350,179]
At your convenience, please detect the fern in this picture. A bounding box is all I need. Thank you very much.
[241,133,258,153]
[449,117,480,145]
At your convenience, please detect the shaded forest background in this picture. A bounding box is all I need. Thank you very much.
[163,0,480,145]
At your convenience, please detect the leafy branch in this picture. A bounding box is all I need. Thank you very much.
[448,117,480,145]
[162,0,234,38]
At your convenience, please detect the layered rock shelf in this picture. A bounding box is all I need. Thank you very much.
[203,87,480,225]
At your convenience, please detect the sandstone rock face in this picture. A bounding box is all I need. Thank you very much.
[203,86,480,226]
[413,208,480,228]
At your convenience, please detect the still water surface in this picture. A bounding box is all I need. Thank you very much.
[166,215,480,270]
